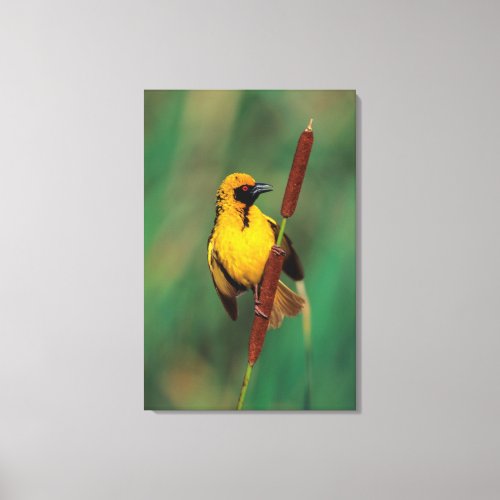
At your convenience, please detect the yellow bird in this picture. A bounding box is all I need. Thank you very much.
[207,172,304,328]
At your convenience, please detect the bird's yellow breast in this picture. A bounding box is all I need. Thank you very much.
[211,205,275,288]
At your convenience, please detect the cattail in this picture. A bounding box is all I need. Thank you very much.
[248,247,285,365]
[237,118,314,409]
[281,119,314,218]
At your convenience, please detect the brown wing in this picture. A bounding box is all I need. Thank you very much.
[266,217,304,281]
[207,236,238,320]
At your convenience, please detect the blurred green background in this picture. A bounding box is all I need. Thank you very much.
[144,90,356,410]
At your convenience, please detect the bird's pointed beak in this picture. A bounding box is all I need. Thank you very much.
[251,182,273,199]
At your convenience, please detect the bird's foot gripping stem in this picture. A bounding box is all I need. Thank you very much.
[254,305,269,319]
[271,245,286,257]
[253,285,261,305]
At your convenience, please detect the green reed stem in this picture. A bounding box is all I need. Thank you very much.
[236,362,253,410]
[296,280,312,409]
[276,217,287,246]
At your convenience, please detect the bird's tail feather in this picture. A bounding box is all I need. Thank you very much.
[269,280,305,329]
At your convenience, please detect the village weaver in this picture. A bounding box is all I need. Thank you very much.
[207,172,305,329]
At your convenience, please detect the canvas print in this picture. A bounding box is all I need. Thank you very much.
[144,90,356,410]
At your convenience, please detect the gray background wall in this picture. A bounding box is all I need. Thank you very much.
[1,1,499,499]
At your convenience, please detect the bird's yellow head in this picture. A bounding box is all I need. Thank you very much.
[216,173,273,211]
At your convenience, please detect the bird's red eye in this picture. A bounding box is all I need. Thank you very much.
[242,185,249,191]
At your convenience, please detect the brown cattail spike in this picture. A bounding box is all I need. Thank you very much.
[281,119,314,218]
[248,246,286,365]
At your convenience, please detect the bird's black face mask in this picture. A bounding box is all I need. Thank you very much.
[234,183,273,206]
